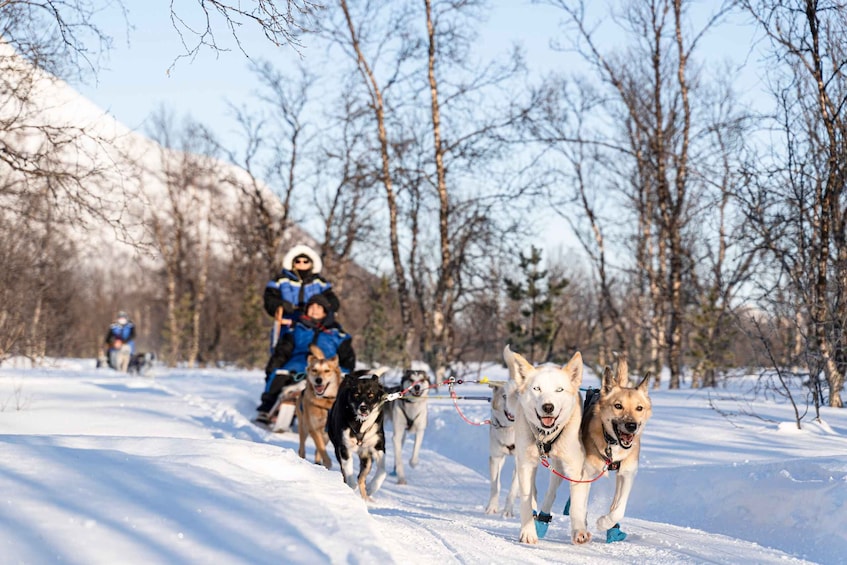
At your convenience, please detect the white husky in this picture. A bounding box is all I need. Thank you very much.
[484,381,520,517]
[391,369,431,485]
[504,345,590,545]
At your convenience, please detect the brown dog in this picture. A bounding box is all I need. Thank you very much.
[296,344,344,469]
[577,353,652,541]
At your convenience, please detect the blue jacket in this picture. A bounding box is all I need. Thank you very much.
[263,269,339,322]
[105,322,136,353]
[265,317,355,378]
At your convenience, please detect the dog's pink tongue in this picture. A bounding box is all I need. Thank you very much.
[541,416,556,428]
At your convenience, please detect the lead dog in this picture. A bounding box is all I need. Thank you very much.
[327,368,389,500]
[390,369,432,485]
[504,345,590,545]
[484,381,520,517]
[296,345,344,469]
[577,354,652,542]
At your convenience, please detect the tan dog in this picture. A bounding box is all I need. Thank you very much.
[576,353,652,541]
[504,345,590,545]
[296,344,344,469]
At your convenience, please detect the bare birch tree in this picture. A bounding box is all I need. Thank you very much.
[742,0,847,407]
[167,0,321,71]
[146,109,224,366]
[534,0,739,388]
[323,0,418,365]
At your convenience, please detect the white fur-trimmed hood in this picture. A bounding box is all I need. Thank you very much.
[282,244,323,273]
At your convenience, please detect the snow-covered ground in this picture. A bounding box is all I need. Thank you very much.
[0,358,843,564]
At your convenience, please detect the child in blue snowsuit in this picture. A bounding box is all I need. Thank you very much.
[256,294,354,424]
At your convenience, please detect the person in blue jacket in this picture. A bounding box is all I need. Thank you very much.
[256,293,355,424]
[263,244,340,341]
[104,311,135,372]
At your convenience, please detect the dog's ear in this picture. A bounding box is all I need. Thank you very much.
[562,351,584,388]
[504,345,533,391]
[636,372,651,393]
[371,366,391,378]
[601,365,616,394]
[614,352,629,386]
[309,344,325,360]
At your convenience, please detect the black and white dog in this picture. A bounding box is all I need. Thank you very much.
[327,368,390,500]
[128,352,156,376]
[390,369,432,485]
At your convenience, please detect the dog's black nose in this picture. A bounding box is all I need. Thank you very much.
[315,377,323,385]
[624,422,637,433]
[542,402,554,414]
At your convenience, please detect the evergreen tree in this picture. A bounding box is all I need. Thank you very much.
[504,246,568,364]
[362,276,404,366]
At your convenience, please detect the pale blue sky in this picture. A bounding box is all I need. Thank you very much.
[71,1,760,259]
[74,0,564,140]
[74,1,760,155]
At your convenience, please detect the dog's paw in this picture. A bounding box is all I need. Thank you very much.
[572,529,592,545]
[484,503,498,515]
[597,514,616,531]
[519,525,539,544]
[606,523,627,543]
[409,457,419,468]
[397,477,407,485]
[533,510,552,538]
[502,507,515,518]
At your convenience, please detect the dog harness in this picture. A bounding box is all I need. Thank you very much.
[584,387,622,471]
[397,399,424,431]
[535,425,565,456]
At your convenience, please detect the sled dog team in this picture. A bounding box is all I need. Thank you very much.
[279,343,652,545]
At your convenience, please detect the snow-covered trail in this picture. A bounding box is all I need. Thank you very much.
[162,367,817,564]
[0,363,826,564]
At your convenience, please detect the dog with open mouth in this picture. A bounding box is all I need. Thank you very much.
[484,381,520,517]
[296,345,344,469]
[390,369,432,485]
[327,368,389,500]
[504,345,590,545]
[576,353,652,542]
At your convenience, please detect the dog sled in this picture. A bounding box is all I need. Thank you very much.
[97,340,132,372]
[255,374,307,432]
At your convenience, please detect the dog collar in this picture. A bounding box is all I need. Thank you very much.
[535,425,564,455]
[601,430,624,472]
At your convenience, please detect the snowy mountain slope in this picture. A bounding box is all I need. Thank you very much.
[0,41,298,269]
[0,359,839,564]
